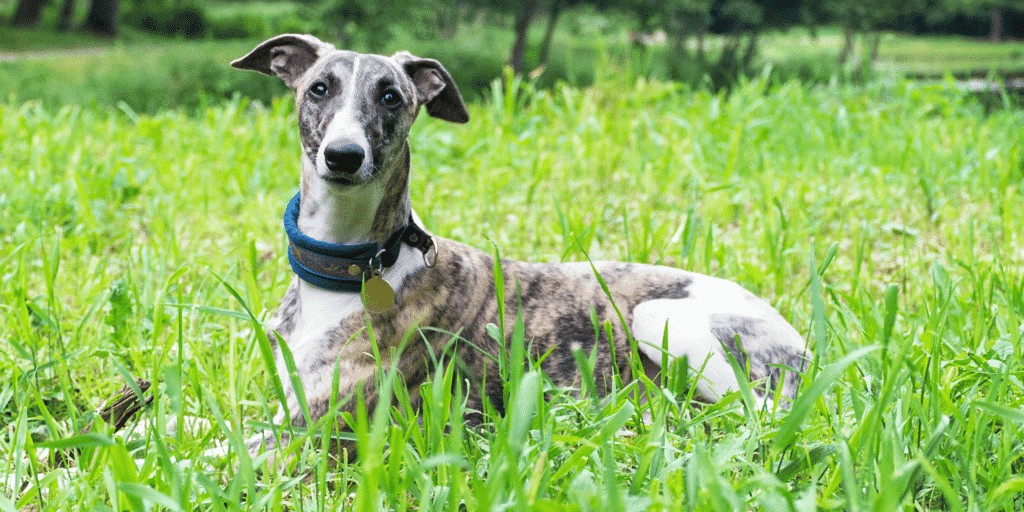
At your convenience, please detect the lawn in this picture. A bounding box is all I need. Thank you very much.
[878,32,1024,76]
[755,27,1024,77]
[1,65,1023,510]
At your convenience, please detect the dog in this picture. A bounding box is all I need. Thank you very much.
[230,34,810,455]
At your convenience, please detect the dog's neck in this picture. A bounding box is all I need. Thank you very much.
[287,142,423,340]
[297,143,412,246]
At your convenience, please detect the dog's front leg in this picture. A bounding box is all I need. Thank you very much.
[238,325,389,463]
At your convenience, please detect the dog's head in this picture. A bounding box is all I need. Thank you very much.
[232,34,469,189]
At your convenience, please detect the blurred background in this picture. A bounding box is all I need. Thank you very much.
[2,0,1024,113]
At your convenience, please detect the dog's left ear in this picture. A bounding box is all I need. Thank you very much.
[392,51,470,124]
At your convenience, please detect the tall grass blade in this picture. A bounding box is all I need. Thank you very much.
[570,344,599,404]
[211,272,293,438]
[880,284,899,368]
[276,329,313,430]
[773,345,878,451]
[117,483,184,512]
[809,250,828,362]
[34,432,115,450]
[507,371,539,453]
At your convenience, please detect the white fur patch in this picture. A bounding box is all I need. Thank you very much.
[630,275,770,401]
[295,182,384,244]
[316,57,373,179]
[283,242,426,392]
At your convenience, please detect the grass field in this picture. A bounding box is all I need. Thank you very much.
[755,28,1024,78]
[1,68,1024,510]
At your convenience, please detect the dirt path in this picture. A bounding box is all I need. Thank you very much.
[0,46,113,63]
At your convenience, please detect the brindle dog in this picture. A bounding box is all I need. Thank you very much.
[231,34,809,456]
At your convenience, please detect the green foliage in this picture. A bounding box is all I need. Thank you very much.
[205,2,319,40]
[1,69,1024,510]
[104,278,134,347]
[0,26,127,51]
[312,0,454,52]
[0,41,290,113]
[122,0,210,39]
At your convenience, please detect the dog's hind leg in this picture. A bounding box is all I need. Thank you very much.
[630,277,808,404]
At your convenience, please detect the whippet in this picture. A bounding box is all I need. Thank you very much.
[231,34,810,455]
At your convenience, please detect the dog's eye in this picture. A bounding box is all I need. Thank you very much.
[380,89,402,109]
[309,81,329,99]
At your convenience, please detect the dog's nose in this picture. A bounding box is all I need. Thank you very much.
[324,144,364,175]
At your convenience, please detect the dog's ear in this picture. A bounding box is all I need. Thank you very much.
[392,51,470,124]
[231,34,333,88]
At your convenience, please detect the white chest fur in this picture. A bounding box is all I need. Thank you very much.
[280,242,427,379]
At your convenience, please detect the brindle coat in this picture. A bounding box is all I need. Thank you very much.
[231,34,810,457]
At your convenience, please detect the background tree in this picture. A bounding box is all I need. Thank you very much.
[317,0,373,48]
[821,0,908,67]
[10,0,48,27]
[515,0,603,70]
[715,0,764,69]
[56,0,76,31]
[509,0,541,74]
[621,0,713,57]
[538,0,583,66]
[470,0,576,75]
[82,0,119,36]
[888,0,1024,40]
[317,0,453,52]
[666,0,714,63]
[966,0,1024,40]
[435,2,462,39]
[615,0,808,85]
[992,4,1005,39]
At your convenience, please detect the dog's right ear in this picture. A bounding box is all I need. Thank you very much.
[231,34,333,89]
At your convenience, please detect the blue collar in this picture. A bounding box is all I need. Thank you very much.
[283,193,432,292]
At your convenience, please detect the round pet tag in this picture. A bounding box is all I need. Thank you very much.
[362,275,395,313]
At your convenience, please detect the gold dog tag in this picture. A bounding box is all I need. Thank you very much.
[362,272,394,313]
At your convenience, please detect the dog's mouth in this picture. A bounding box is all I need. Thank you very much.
[317,162,379,187]
[319,170,380,188]
[321,173,357,186]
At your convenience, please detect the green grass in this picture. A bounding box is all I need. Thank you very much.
[878,32,1024,76]
[206,1,302,20]
[0,40,291,112]
[0,27,570,114]
[1,68,1024,510]
[0,26,123,52]
[763,28,1024,78]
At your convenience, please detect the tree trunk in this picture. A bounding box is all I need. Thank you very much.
[671,29,688,57]
[83,0,118,36]
[537,0,564,66]
[509,0,540,75]
[337,18,349,48]
[867,31,881,67]
[741,30,759,70]
[57,0,76,31]
[696,28,705,65]
[437,3,458,39]
[839,24,855,65]
[11,0,47,28]
[669,9,690,56]
[990,7,1004,42]
[858,31,881,77]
